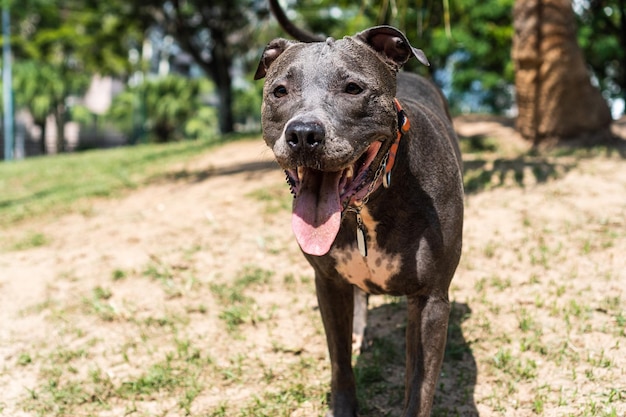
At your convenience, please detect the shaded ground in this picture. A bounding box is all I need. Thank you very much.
[1,117,625,416]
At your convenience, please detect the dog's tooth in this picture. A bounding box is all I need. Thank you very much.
[297,166,304,181]
[346,166,354,179]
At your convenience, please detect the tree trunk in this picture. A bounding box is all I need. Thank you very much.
[512,0,612,145]
[35,118,47,155]
[215,76,234,135]
[208,31,234,135]
[618,0,626,109]
[169,25,235,135]
[54,104,66,153]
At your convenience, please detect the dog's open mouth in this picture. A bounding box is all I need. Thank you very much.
[285,141,383,256]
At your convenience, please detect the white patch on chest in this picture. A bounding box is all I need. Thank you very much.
[330,207,402,292]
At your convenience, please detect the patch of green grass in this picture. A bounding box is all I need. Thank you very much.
[246,184,292,214]
[218,354,246,383]
[460,135,500,154]
[355,335,404,413]
[143,262,182,298]
[119,359,188,398]
[220,354,328,417]
[489,275,512,291]
[210,265,274,332]
[111,268,127,281]
[219,304,253,331]
[237,383,322,417]
[235,265,274,287]
[463,167,495,194]
[532,391,546,413]
[139,312,189,329]
[51,348,88,364]
[11,232,49,250]
[0,135,253,227]
[17,353,33,366]
[23,338,210,417]
[141,256,199,298]
[82,286,117,322]
[483,241,497,258]
[492,348,513,371]
[208,402,229,417]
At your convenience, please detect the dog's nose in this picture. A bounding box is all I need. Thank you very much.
[285,120,325,150]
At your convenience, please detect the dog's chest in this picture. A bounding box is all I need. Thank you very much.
[330,207,402,293]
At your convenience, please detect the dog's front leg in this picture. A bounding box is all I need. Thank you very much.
[315,273,358,417]
[403,294,451,417]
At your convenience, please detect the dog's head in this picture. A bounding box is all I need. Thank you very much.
[255,26,428,256]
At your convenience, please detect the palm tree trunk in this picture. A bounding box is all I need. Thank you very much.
[512,0,612,145]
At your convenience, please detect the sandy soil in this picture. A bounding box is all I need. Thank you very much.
[1,117,625,416]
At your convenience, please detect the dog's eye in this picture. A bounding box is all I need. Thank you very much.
[345,82,363,95]
[273,85,288,98]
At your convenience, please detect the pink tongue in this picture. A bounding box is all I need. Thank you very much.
[292,169,342,256]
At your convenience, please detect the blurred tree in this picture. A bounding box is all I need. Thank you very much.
[5,0,146,153]
[13,60,83,155]
[272,0,619,142]
[577,0,625,114]
[271,0,515,114]
[134,0,268,135]
[512,0,612,144]
[107,75,208,143]
[427,0,515,113]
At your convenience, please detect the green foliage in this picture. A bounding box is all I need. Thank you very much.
[106,75,217,143]
[184,106,219,140]
[1,0,149,152]
[11,61,82,121]
[133,0,270,134]
[233,82,263,129]
[436,1,515,112]
[577,1,625,115]
[282,0,623,116]
[10,0,144,77]
[210,266,274,332]
[278,0,515,114]
[405,0,515,113]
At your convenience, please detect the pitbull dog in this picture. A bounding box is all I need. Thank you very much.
[254,25,463,417]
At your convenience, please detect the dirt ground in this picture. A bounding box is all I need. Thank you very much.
[1,117,625,416]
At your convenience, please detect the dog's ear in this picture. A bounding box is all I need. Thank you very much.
[355,26,429,70]
[254,38,296,80]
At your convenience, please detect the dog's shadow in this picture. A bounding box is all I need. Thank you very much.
[354,300,478,417]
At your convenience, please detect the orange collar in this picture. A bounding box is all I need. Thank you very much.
[383,98,410,188]
[344,98,410,211]
[347,99,410,257]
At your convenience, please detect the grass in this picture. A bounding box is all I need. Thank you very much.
[0,134,250,227]
[22,338,211,417]
[246,184,292,215]
[10,231,49,250]
[210,266,274,332]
